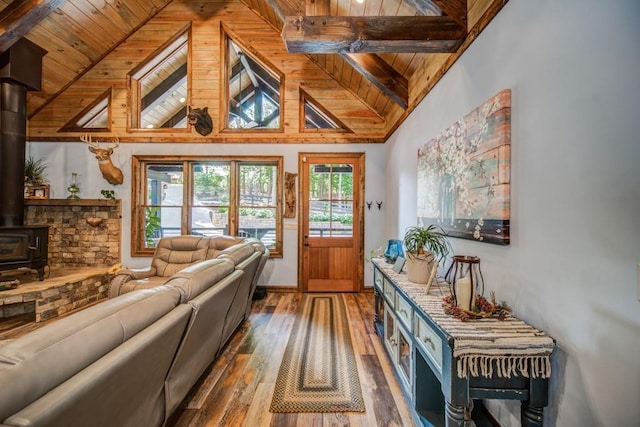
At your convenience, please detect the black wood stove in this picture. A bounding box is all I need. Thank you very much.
[0,38,48,280]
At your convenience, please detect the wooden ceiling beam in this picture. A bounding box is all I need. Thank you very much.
[268,0,406,112]
[282,16,465,53]
[0,0,66,53]
[340,53,408,109]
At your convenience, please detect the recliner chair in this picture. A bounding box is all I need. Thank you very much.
[109,235,209,298]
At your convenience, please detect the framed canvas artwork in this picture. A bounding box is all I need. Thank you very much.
[417,89,511,245]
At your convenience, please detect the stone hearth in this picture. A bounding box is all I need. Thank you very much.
[0,267,112,322]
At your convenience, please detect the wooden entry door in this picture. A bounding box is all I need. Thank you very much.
[299,153,364,292]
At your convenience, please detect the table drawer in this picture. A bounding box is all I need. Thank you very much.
[395,292,413,332]
[414,313,443,374]
[374,267,383,292]
[383,277,395,308]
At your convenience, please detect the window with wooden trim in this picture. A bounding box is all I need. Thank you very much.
[128,26,190,131]
[223,30,283,131]
[60,89,111,132]
[132,155,283,257]
[299,89,351,132]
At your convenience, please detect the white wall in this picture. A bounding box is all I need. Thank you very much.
[386,0,640,426]
[25,142,387,289]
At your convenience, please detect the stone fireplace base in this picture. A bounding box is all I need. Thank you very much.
[0,267,113,322]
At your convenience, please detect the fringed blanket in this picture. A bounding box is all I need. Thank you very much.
[374,259,555,379]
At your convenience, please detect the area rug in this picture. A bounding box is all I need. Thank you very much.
[270,294,365,413]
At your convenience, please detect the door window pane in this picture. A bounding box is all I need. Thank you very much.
[331,201,352,237]
[308,163,354,237]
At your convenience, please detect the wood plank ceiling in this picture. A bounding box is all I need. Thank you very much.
[0,0,508,143]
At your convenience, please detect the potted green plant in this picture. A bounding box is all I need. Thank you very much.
[144,207,162,248]
[24,155,47,185]
[403,224,451,284]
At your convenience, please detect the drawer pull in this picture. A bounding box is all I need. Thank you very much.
[422,336,434,348]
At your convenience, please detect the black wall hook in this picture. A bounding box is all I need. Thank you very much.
[376,201,382,210]
[366,201,373,210]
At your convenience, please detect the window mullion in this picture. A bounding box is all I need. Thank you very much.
[182,160,191,235]
[229,161,239,235]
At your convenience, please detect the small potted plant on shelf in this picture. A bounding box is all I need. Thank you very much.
[403,224,451,284]
[100,189,115,199]
[24,155,50,199]
[24,155,47,185]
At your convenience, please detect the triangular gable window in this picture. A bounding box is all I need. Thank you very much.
[300,89,351,132]
[128,26,190,130]
[60,89,111,132]
[224,30,283,131]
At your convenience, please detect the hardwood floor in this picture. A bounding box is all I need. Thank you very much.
[168,291,417,427]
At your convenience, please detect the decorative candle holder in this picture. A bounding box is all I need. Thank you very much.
[67,172,80,199]
[445,255,485,311]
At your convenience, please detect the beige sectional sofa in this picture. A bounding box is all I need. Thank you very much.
[0,235,269,426]
[109,235,251,296]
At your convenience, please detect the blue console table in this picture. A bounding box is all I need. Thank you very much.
[372,259,555,426]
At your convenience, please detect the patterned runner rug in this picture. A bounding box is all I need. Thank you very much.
[270,294,365,413]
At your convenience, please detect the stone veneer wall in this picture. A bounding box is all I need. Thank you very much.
[0,269,112,322]
[24,199,121,268]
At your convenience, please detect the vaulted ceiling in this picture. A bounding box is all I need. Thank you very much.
[0,0,508,143]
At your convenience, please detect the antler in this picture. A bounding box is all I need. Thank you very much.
[81,133,120,150]
[80,133,98,148]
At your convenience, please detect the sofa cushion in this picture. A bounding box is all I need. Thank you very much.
[0,286,181,422]
[152,236,209,277]
[163,258,235,303]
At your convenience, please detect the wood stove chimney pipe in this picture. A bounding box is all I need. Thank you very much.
[0,38,47,227]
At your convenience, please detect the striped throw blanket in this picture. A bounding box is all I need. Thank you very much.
[374,259,555,379]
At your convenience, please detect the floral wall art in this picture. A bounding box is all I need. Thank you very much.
[417,89,511,245]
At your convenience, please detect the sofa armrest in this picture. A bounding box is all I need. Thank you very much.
[108,268,158,298]
[117,267,158,280]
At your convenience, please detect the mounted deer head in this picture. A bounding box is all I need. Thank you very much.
[81,133,124,185]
